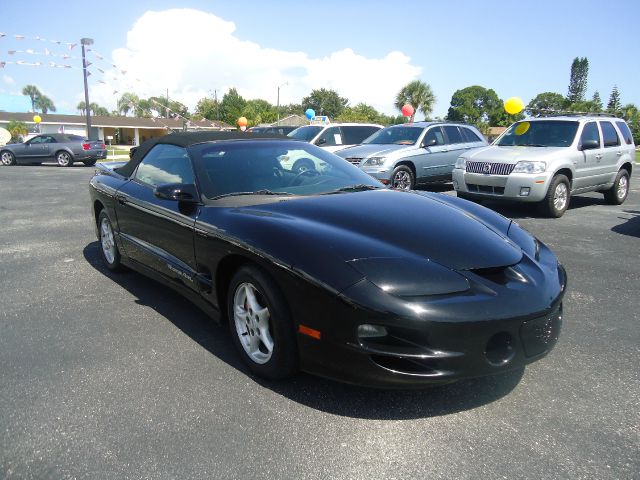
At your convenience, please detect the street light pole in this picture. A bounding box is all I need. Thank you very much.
[81,38,94,139]
[276,82,288,124]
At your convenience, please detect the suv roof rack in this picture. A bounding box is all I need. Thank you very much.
[531,110,619,118]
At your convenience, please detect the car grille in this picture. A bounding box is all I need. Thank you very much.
[466,184,505,195]
[466,162,515,175]
[345,157,363,166]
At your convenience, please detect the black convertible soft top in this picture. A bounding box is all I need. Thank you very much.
[115,131,287,178]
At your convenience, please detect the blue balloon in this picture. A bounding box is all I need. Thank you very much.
[305,108,315,120]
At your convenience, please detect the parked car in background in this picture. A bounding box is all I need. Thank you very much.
[0,133,106,167]
[453,115,635,217]
[247,126,298,135]
[336,122,487,189]
[90,131,566,387]
[284,123,383,172]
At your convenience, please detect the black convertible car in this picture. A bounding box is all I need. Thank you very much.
[89,131,566,387]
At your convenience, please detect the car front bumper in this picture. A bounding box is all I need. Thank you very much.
[452,168,554,202]
[289,260,567,388]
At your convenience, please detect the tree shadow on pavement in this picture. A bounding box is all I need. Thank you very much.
[84,241,524,420]
[611,209,640,238]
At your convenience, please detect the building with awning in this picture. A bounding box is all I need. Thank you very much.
[0,112,233,145]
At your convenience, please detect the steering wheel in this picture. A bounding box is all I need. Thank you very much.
[287,168,320,186]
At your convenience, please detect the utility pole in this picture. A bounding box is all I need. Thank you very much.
[81,38,93,139]
[277,82,288,124]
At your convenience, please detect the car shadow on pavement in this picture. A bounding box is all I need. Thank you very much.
[84,241,524,420]
[611,209,640,237]
[480,195,609,219]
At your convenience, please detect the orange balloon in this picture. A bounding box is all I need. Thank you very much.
[401,104,414,117]
[237,116,248,127]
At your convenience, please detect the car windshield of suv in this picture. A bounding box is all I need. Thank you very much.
[362,126,423,145]
[189,140,384,200]
[497,120,579,147]
[287,126,323,142]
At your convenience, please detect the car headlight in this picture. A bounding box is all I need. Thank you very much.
[454,157,467,169]
[365,156,386,166]
[513,161,546,174]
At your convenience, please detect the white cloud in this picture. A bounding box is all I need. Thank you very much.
[3,74,15,85]
[91,8,421,116]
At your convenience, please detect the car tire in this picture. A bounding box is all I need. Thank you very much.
[83,159,97,167]
[540,174,570,218]
[227,265,298,380]
[56,150,74,167]
[292,158,315,173]
[391,165,415,190]
[603,169,630,205]
[98,210,125,272]
[1,151,16,166]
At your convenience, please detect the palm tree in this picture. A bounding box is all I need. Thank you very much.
[394,80,436,122]
[22,84,42,112]
[77,101,88,115]
[34,95,56,114]
[117,92,140,116]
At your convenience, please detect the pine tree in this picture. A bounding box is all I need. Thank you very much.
[607,86,621,114]
[566,57,589,104]
[591,91,603,111]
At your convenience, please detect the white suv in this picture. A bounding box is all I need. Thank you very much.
[283,123,382,172]
[452,115,635,217]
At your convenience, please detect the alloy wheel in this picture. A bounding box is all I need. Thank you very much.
[553,182,568,212]
[100,217,116,265]
[233,282,274,364]
[57,152,71,166]
[617,175,628,201]
[1,152,14,165]
[393,171,412,190]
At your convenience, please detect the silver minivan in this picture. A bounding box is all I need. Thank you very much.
[452,115,635,217]
[335,122,487,189]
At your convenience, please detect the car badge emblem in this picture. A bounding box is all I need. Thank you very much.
[483,163,492,174]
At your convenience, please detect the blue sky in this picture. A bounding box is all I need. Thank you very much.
[1,0,638,119]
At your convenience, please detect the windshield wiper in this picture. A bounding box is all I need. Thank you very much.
[211,189,294,200]
[323,184,383,194]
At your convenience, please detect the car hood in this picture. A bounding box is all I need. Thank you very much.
[463,145,569,163]
[335,143,414,159]
[226,189,522,272]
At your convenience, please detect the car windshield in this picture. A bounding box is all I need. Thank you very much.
[496,120,579,147]
[362,126,423,145]
[189,140,384,199]
[287,126,323,142]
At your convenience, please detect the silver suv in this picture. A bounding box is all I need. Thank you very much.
[335,121,487,189]
[452,115,635,217]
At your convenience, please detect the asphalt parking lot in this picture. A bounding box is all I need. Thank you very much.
[1,164,638,480]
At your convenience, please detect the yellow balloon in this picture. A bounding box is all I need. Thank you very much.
[33,115,42,123]
[504,97,524,115]
[515,122,530,136]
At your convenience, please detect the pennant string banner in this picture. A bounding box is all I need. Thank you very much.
[0,32,222,130]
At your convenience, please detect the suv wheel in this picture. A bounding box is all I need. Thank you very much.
[391,165,415,190]
[541,174,570,218]
[603,169,630,205]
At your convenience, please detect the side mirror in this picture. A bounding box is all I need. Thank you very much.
[422,138,437,148]
[579,139,600,151]
[316,138,327,146]
[154,183,199,203]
